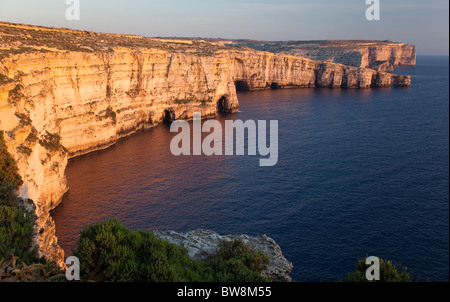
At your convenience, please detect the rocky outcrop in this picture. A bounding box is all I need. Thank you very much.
[392,75,412,87]
[228,40,416,71]
[154,229,293,282]
[0,22,412,267]
[230,53,400,89]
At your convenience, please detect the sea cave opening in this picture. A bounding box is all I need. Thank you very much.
[270,82,281,89]
[234,80,250,91]
[163,109,175,124]
[217,96,228,113]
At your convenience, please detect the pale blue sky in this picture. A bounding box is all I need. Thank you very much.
[0,0,448,54]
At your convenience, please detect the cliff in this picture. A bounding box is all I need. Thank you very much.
[227,40,416,72]
[0,22,412,267]
[154,229,293,282]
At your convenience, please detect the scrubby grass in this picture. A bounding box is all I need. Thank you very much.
[38,131,64,152]
[199,99,212,107]
[208,239,269,282]
[75,219,269,282]
[104,106,117,124]
[174,98,194,105]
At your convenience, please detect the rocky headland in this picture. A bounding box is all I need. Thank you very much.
[226,39,416,72]
[154,229,293,282]
[0,22,414,268]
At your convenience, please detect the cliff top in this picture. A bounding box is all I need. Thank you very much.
[0,21,233,59]
[219,38,416,69]
[0,21,414,63]
[161,37,412,48]
[224,39,413,49]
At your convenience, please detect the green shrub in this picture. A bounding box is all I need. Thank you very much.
[74,219,269,282]
[0,131,40,264]
[346,256,411,282]
[0,131,23,206]
[74,219,212,282]
[208,240,269,282]
[0,205,39,263]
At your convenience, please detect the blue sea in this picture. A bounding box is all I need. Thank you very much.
[52,56,449,281]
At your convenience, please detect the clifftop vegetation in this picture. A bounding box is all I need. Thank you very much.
[0,22,231,59]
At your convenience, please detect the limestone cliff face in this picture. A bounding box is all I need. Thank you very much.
[0,49,238,267]
[230,51,408,89]
[286,43,417,70]
[228,40,416,71]
[366,44,416,67]
[0,22,412,266]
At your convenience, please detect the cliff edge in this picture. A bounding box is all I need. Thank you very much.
[0,22,413,266]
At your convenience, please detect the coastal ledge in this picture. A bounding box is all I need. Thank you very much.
[154,229,293,282]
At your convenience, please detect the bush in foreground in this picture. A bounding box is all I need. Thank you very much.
[75,219,269,282]
[208,239,269,282]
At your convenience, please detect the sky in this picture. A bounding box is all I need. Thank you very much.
[0,0,448,55]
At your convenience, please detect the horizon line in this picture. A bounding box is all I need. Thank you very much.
[2,20,449,56]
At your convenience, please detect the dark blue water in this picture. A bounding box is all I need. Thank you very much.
[52,56,449,281]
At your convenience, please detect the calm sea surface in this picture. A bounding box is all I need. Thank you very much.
[52,56,449,281]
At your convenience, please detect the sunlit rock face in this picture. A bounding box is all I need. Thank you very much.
[0,22,412,266]
[227,39,416,71]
